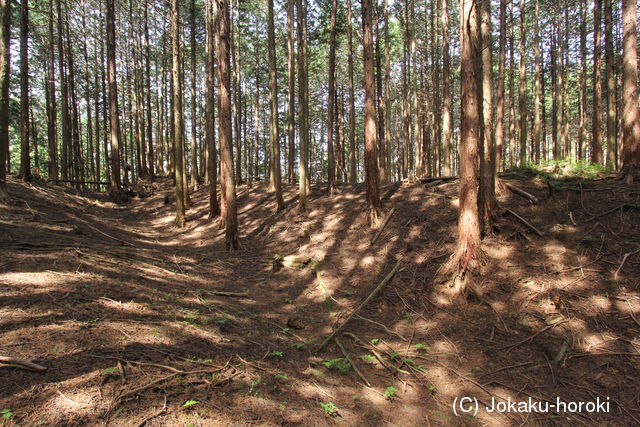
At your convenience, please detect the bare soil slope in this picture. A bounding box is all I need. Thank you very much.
[0,173,639,426]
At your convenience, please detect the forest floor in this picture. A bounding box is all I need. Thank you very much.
[0,169,639,426]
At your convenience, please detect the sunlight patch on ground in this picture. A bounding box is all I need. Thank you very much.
[0,271,82,288]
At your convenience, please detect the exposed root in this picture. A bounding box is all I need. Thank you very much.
[439,241,487,304]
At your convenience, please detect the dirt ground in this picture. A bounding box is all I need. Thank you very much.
[0,171,639,426]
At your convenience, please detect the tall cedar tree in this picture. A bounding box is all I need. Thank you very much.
[189,0,198,188]
[449,0,483,293]
[518,0,527,166]
[478,0,496,229]
[170,0,186,227]
[441,0,452,176]
[286,0,295,183]
[215,0,239,249]
[0,0,8,202]
[17,0,29,180]
[494,0,506,177]
[362,0,381,224]
[267,0,285,210]
[106,0,122,193]
[604,0,616,168]
[326,0,337,193]
[205,0,220,217]
[296,0,309,213]
[621,0,640,181]
[592,0,603,164]
[348,0,356,183]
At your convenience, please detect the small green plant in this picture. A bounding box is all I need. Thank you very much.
[248,379,261,396]
[359,354,375,363]
[284,297,293,304]
[1,409,13,420]
[370,338,380,345]
[292,337,317,349]
[412,343,429,351]
[389,352,400,361]
[384,386,399,399]
[182,400,199,408]
[320,401,338,416]
[322,357,350,374]
[270,350,284,357]
[102,367,119,374]
[428,385,437,393]
[274,374,290,381]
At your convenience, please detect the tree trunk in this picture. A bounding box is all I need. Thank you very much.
[494,0,506,176]
[592,0,603,164]
[604,0,616,169]
[533,0,542,164]
[267,0,285,210]
[205,0,220,217]
[579,0,587,161]
[451,0,482,285]
[287,0,295,184]
[375,3,386,182]
[362,0,381,225]
[144,0,154,179]
[348,0,357,183]
[17,0,30,180]
[46,0,58,180]
[215,0,239,249]
[518,0,527,166]
[441,0,452,176]
[296,0,309,213]
[106,0,122,193]
[383,0,391,181]
[478,0,496,229]
[170,0,186,226]
[620,0,640,181]
[326,0,337,193]
[189,0,199,188]
[0,0,8,201]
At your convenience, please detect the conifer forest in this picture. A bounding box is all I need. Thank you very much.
[0,0,639,424]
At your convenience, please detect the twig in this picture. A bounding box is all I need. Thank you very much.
[558,252,606,272]
[505,208,543,237]
[584,203,640,222]
[370,208,396,245]
[343,332,397,375]
[500,320,568,353]
[202,290,250,298]
[0,356,47,372]
[335,338,371,387]
[614,249,640,281]
[505,183,539,203]
[317,260,402,351]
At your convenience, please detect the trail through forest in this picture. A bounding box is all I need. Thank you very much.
[1,172,639,425]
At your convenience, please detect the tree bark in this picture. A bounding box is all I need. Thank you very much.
[326,0,337,193]
[215,0,239,249]
[189,0,199,188]
[348,0,357,183]
[0,0,8,201]
[451,0,482,282]
[441,0,452,176]
[170,0,186,226]
[620,0,640,181]
[478,0,496,229]
[362,0,381,224]
[494,0,506,176]
[106,0,122,193]
[296,0,309,213]
[17,0,30,180]
[267,0,285,210]
[287,0,295,183]
[518,0,527,166]
[604,0,616,168]
[205,0,220,217]
[592,0,603,164]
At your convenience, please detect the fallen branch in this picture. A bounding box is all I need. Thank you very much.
[614,249,640,281]
[584,203,640,222]
[370,208,396,245]
[505,183,539,204]
[317,260,402,351]
[203,290,250,298]
[335,338,371,387]
[505,208,543,237]
[0,355,47,371]
[500,320,568,353]
[420,176,458,183]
